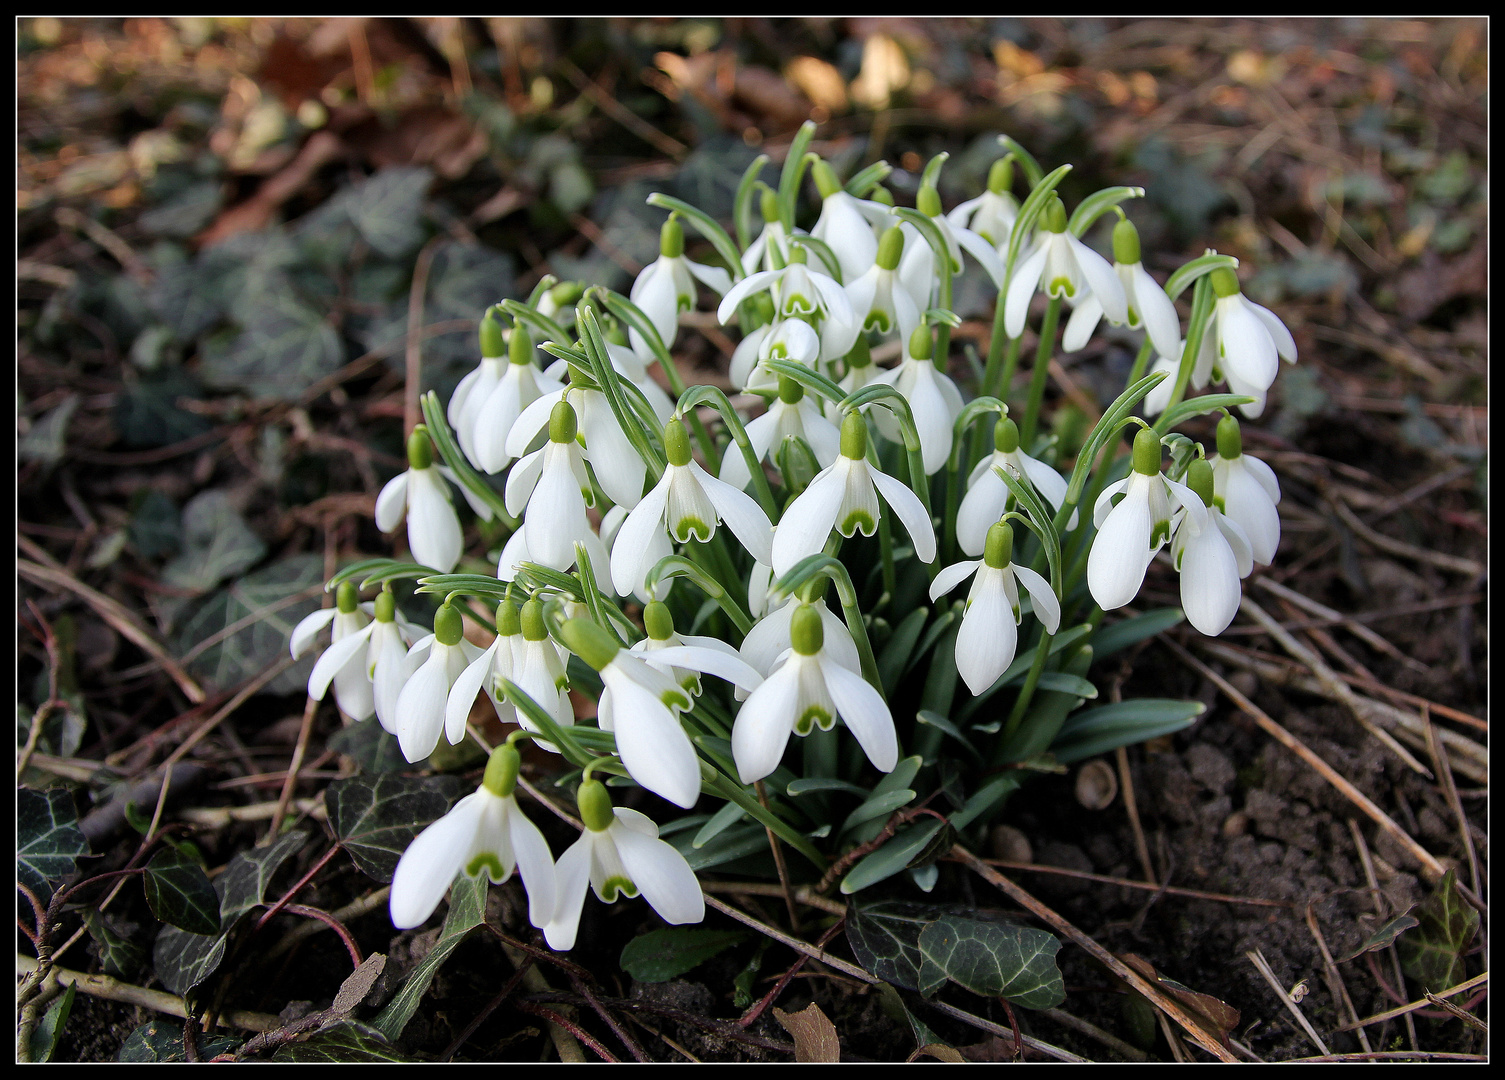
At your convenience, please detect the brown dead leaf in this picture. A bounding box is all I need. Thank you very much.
[1119,953,1240,1053]
[909,1042,966,1063]
[773,1003,840,1063]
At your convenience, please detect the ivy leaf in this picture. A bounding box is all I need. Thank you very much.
[917,915,1065,1009]
[217,829,309,928]
[143,847,221,936]
[327,773,464,883]
[28,982,76,1062]
[620,928,748,983]
[151,924,228,998]
[328,717,410,774]
[118,1019,240,1062]
[371,873,488,1042]
[1398,869,1479,991]
[18,787,90,905]
[348,167,432,259]
[199,291,344,401]
[160,490,267,595]
[1339,911,1420,963]
[845,901,933,991]
[85,910,144,978]
[273,1021,411,1063]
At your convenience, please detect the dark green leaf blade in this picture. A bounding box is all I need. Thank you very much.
[620,928,749,983]
[371,873,488,1042]
[1339,911,1420,963]
[143,847,221,936]
[916,915,1065,1009]
[217,829,310,928]
[29,982,76,1062]
[1051,699,1204,764]
[1398,869,1479,991]
[326,774,464,883]
[118,1019,240,1062]
[845,901,934,991]
[841,819,948,896]
[151,924,228,998]
[273,1021,411,1063]
[18,787,90,905]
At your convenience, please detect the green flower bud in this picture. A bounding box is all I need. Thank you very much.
[336,580,359,614]
[520,599,549,643]
[434,601,464,647]
[759,187,780,225]
[839,410,868,459]
[876,226,905,272]
[870,186,894,207]
[777,375,804,404]
[549,281,585,308]
[1216,414,1243,460]
[1132,427,1163,477]
[812,159,841,199]
[1186,458,1215,507]
[557,617,621,672]
[917,184,942,219]
[508,324,534,366]
[663,418,692,467]
[1210,267,1240,299]
[577,778,615,832]
[479,311,505,358]
[1112,218,1141,266]
[660,217,684,259]
[1044,195,1068,234]
[845,335,872,370]
[495,598,521,637]
[482,743,520,797]
[983,521,1014,569]
[374,589,396,623]
[604,318,629,347]
[644,601,674,641]
[789,603,824,656]
[407,428,433,470]
[994,415,1020,453]
[549,400,578,444]
[908,324,932,361]
[987,157,1014,195]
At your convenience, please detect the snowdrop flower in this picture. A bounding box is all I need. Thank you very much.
[630,217,732,360]
[503,400,611,573]
[394,600,484,762]
[1171,459,1253,636]
[376,429,465,573]
[1088,428,1206,611]
[560,618,760,809]
[503,600,574,748]
[717,244,858,366]
[809,160,890,284]
[1005,195,1127,340]
[957,416,1075,556]
[600,504,672,604]
[447,312,507,469]
[731,603,897,784]
[634,601,753,698]
[947,157,1020,252]
[390,742,557,931]
[543,779,704,951]
[929,522,1060,696]
[1208,414,1281,566]
[471,324,565,475]
[772,411,936,576]
[445,599,570,749]
[604,337,674,424]
[1141,343,1212,418]
[740,593,859,680]
[720,375,840,492]
[291,581,375,722]
[845,226,921,344]
[506,368,647,511]
[898,183,1005,311]
[729,315,820,394]
[740,188,798,277]
[870,325,963,475]
[1201,267,1298,419]
[1062,218,1180,361]
[610,418,775,600]
[365,590,429,733]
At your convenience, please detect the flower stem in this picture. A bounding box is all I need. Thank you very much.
[1018,295,1062,451]
[1002,629,1054,742]
[1156,275,1214,429]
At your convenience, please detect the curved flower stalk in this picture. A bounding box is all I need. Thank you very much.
[604,338,675,424]
[1171,459,1254,636]
[506,369,647,511]
[845,226,921,344]
[291,581,376,722]
[376,429,466,573]
[560,618,761,810]
[1005,195,1127,340]
[1208,414,1281,565]
[771,411,936,576]
[1088,428,1206,612]
[729,316,820,394]
[740,187,800,276]
[870,325,963,476]
[502,400,610,574]
[731,603,897,784]
[391,742,557,930]
[629,217,732,360]
[719,375,840,492]
[610,419,774,600]
[930,521,1060,696]
[394,599,485,762]
[947,157,1020,252]
[1062,218,1181,361]
[470,324,566,475]
[898,183,1005,309]
[957,416,1075,555]
[808,160,891,284]
[543,779,705,951]
[717,244,858,366]
[1198,267,1298,419]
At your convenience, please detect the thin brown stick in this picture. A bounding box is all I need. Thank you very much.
[1421,703,1482,901]
[1246,946,1329,1055]
[1346,821,1419,1050]
[441,956,534,1061]
[279,904,361,971]
[1115,746,1157,886]
[569,973,650,1063]
[1162,636,1452,886]
[1328,497,1484,577]
[404,235,445,437]
[1041,1007,1147,1061]
[270,693,320,841]
[1156,1008,1190,1062]
[14,954,278,1032]
[922,998,1087,1062]
[266,887,390,960]
[162,656,299,767]
[556,57,687,160]
[702,895,877,986]
[1284,1051,1486,1062]
[738,917,845,1028]
[1304,903,1372,1053]
[950,844,1238,1062]
[967,857,1293,908]
[755,778,801,933]
[1254,576,1425,674]
[700,881,848,917]
[1424,990,1488,1032]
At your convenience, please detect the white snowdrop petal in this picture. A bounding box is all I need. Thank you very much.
[609,675,702,809]
[408,470,463,573]
[906,363,956,475]
[389,793,485,929]
[1004,243,1049,338]
[1180,526,1243,636]
[732,664,801,784]
[820,658,897,773]
[1222,461,1280,565]
[954,582,1016,697]
[1062,294,1104,352]
[1091,477,1131,529]
[1163,476,1209,535]
[612,806,660,838]
[525,452,588,571]
[1088,488,1154,611]
[610,478,670,598]
[446,642,498,749]
[1131,264,1183,361]
[1217,513,1255,580]
[1240,453,1282,505]
[770,466,845,576]
[373,626,414,734]
[332,655,376,721]
[717,269,780,324]
[496,524,532,583]
[1217,299,1279,391]
[930,559,981,602]
[307,626,373,701]
[869,467,937,564]
[290,608,336,659]
[956,469,1007,556]
[1243,298,1297,362]
[395,653,452,762]
[582,396,646,509]
[1012,564,1060,634]
[684,257,732,297]
[506,803,558,929]
[505,389,564,463]
[953,225,1006,288]
[645,645,763,694]
[542,835,595,951]
[1067,236,1128,325]
[632,259,681,346]
[375,472,410,533]
[613,826,705,926]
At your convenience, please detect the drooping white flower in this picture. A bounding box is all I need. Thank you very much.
[1208,414,1281,566]
[446,599,571,752]
[740,188,799,276]
[376,429,466,573]
[771,411,936,576]
[1004,196,1127,339]
[869,325,964,476]
[610,418,774,600]
[729,316,820,394]
[291,581,375,722]
[946,157,1020,253]
[898,183,1005,311]
[1061,217,1181,361]
[506,369,648,512]
[448,312,508,470]
[1087,428,1206,612]
[471,325,565,475]
[629,217,732,360]
[929,521,1061,696]
[957,415,1075,555]
[1141,343,1213,418]
[719,375,840,492]
[543,781,704,952]
[503,400,612,572]
[600,504,672,604]
[717,244,858,366]
[731,603,897,784]
[631,601,750,698]
[1200,267,1298,419]
[808,160,892,284]
[845,225,921,344]
[1171,459,1254,636]
[739,594,859,680]
[394,600,484,762]
[390,744,557,930]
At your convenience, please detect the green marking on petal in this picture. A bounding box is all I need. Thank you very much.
[467,853,507,881]
[839,509,876,537]
[1213,494,1227,513]
[672,516,713,543]
[1048,276,1074,298]
[1151,519,1171,549]
[600,876,638,903]
[795,706,833,736]
[660,686,692,711]
[865,311,891,334]
[1126,303,1139,326]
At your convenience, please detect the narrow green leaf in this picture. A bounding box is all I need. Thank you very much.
[371,873,488,1042]
[840,818,948,895]
[840,789,917,835]
[1164,253,1239,302]
[1051,699,1204,764]
[787,777,872,798]
[1340,912,1420,963]
[915,710,978,756]
[692,800,746,848]
[620,928,749,983]
[1092,609,1184,659]
[948,774,1022,832]
[1158,393,1257,432]
[1067,185,1144,238]
[29,982,76,1062]
[646,193,743,283]
[733,154,769,250]
[879,608,929,697]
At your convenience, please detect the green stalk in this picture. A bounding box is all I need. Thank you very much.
[706,770,826,871]
[674,385,778,520]
[1155,275,1214,428]
[1125,337,1156,399]
[1018,295,1062,450]
[1002,629,1054,742]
